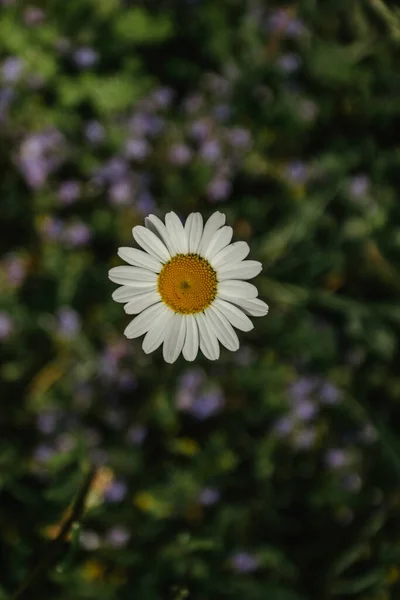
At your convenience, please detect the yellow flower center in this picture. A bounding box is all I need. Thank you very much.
[158,254,217,314]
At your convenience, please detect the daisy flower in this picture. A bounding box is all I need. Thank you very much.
[108,212,268,363]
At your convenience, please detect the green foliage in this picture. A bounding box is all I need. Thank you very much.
[1,0,400,599]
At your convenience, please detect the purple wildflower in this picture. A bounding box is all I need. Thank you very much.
[23,6,45,26]
[37,412,58,434]
[109,180,132,205]
[57,307,80,338]
[0,313,13,340]
[73,47,98,69]
[325,449,348,469]
[106,526,130,548]
[168,143,192,166]
[200,139,221,162]
[198,487,220,506]
[58,180,81,205]
[2,56,24,83]
[348,174,370,198]
[125,138,150,161]
[278,53,301,73]
[231,552,260,573]
[207,178,232,202]
[63,222,91,247]
[104,481,127,503]
[188,389,225,420]
[85,120,105,144]
[319,382,341,405]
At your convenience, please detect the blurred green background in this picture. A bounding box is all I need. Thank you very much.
[1,0,400,598]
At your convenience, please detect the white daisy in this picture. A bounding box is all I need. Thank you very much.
[108,211,269,363]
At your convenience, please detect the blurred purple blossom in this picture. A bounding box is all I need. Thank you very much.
[34,444,56,464]
[73,47,98,69]
[126,424,147,445]
[200,139,221,162]
[57,307,80,338]
[2,57,24,83]
[278,53,301,73]
[151,86,174,108]
[231,552,260,573]
[228,127,252,149]
[129,113,164,137]
[109,180,132,205]
[187,389,225,420]
[23,6,45,26]
[40,216,63,240]
[213,104,231,122]
[273,414,296,437]
[349,174,370,198]
[325,448,348,469]
[118,371,137,391]
[104,480,127,503]
[198,487,220,506]
[268,9,305,37]
[106,525,130,548]
[285,161,308,184]
[18,130,65,188]
[168,143,192,166]
[125,138,150,161]
[0,312,13,340]
[190,119,211,142]
[58,180,81,205]
[319,382,342,405]
[5,255,26,285]
[207,178,232,202]
[136,190,156,214]
[85,120,105,144]
[37,412,58,434]
[294,399,317,421]
[95,158,129,185]
[288,377,315,402]
[179,369,205,392]
[63,222,91,247]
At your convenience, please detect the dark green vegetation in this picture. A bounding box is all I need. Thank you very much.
[1,1,400,598]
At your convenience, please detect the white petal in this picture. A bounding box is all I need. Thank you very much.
[206,305,239,351]
[163,314,186,363]
[231,297,269,317]
[142,305,173,354]
[196,312,220,360]
[211,241,250,269]
[185,213,203,253]
[132,225,170,262]
[217,260,262,280]
[112,283,157,303]
[124,292,161,315]
[124,303,164,339]
[145,214,178,256]
[198,211,226,256]
[117,247,162,272]
[182,314,199,361]
[203,226,233,260]
[217,280,258,300]
[165,212,188,254]
[213,298,254,332]
[108,266,158,285]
